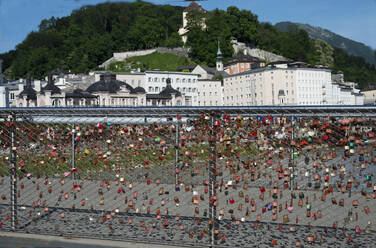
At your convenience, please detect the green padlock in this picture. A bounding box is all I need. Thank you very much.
[306,204,311,210]
[367,175,371,181]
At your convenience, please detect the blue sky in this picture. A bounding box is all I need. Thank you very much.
[0,0,375,53]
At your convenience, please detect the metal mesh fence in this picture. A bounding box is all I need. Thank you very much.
[0,106,376,247]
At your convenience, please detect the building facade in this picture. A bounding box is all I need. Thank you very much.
[197,79,223,106]
[223,62,363,106]
[361,89,376,105]
[93,70,199,106]
[0,80,25,107]
[144,71,199,106]
[224,52,265,75]
[15,72,186,107]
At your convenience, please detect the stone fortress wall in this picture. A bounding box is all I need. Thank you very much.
[100,47,190,68]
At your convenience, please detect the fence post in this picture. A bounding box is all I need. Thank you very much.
[209,112,218,247]
[175,117,179,186]
[9,112,17,231]
[72,123,75,180]
[290,116,295,190]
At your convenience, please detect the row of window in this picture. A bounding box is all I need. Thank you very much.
[148,87,197,93]
[298,79,324,84]
[299,101,323,105]
[201,83,220,88]
[100,98,138,106]
[297,71,326,78]
[224,70,328,82]
[198,91,218,96]
[299,93,321,98]
[198,101,220,105]
[147,77,196,83]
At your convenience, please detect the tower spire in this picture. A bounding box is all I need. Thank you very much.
[216,40,223,72]
[217,41,222,57]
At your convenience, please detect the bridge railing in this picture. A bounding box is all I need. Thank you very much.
[0,106,376,247]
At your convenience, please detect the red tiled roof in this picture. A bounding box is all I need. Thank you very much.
[184,2,206,12]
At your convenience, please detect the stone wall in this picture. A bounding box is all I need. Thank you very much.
[232,41,287,63]
[100,47,190,68]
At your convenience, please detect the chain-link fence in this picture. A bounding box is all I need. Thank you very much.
[1,106,376,247]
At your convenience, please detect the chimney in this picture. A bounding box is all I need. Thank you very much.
[166,78,171,87]
[26,77,32,88]
[19,81,24,92]
[35,80,41,92]
[48,73,54,84]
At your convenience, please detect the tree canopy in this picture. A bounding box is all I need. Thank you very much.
[0,1,375,88]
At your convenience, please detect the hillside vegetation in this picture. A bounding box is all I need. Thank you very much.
[275,22,376,65]
[107,52,193,72]
[1,1,376,88]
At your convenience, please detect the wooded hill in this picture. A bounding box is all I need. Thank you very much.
[275,22,376,65]
[1,1,375,89]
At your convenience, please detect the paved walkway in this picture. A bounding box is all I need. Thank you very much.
[0,231,194,248]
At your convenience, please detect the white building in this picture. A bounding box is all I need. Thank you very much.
[223,62,363,106]
[15,72,186,107]
[361,89,376,105]
[0,80,22,107]
[92,70,200,106]
[197,79,223,106]
[144,71,199,106]
[324,82,341,105]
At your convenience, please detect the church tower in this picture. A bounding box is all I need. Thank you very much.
[216,41,223,72]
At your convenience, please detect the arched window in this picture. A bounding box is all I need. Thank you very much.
[52,99,61,107]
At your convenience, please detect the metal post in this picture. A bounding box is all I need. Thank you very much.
[9,113,17,231]
[175,118,179,185]
[5,87,10,108]
[290,116,295,190]
[209,113,217,247]
[72,123,75,180]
